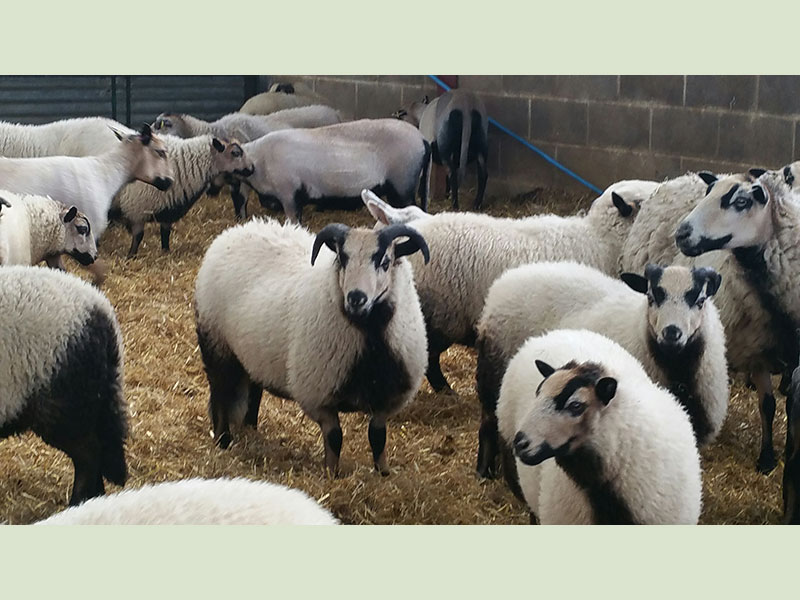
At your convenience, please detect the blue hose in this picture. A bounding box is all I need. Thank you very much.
[427,75,603,195]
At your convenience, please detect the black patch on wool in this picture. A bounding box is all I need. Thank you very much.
[647,332,712,444]
[331,299,411,416]
[154,180,212,224]
[0,306,127,505]
[556,444,637,525]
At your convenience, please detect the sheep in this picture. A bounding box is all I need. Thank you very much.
[0,123,173,243]
[239,90,323,115]
[497,329,702,524]
[241,118,432,223]
[194,218,429,475]
[0,266,127,506]
[475,261,728,481]
[784,358,800,524]
[36,477,338,525]
[363,180,659,394]
[110,135,254,257]
[622,166,800,472]
[396,90,489,210]
[268,80,329,104]
[0,191,97,271]
[0,116,135,158]
[152,106,341,219]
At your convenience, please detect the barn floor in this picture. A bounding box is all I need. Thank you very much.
[0,184,788,524]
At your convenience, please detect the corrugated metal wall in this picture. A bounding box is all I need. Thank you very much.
[0,75,264,126]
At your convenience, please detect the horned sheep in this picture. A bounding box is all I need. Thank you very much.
[0,266,128,506]
[497,329,702,524]
[36,477,338,525]
[194,218,430,475]
[475,261,728,480]
[363,180,659,393]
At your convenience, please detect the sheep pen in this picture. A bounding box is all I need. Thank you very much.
[0,185,788,525]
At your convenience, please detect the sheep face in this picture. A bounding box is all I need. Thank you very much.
[211,138,254,177]
[152,114,190,138]
[513,360,617,466]
[675,173,770,256]
[392,97,428,127]
[311,223,429,324]
[62,205,97,265]
[116,124,175,191]
[622,265,721,354]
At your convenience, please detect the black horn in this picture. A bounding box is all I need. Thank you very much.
[311,223,350,266]
[378,224,430,264]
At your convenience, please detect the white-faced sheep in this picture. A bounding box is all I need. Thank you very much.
[475,262,728,481]
[0,116,135,158]
[0,123,173,243]
[110,135,254,257]
[622,166,800,472]
[363,180,659,393]
[36,477,338,525]
[396,90,489,210]
[194,218,429,475]
[239,89,323,115]
[152,106,341,219]
[497,329,702,524]
[0,191,97,270]
[241,118,432,223]
[0,266,127,506]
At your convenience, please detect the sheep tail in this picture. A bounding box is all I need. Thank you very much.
[419,140,432,212]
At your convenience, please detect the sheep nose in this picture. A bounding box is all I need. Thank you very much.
[347,290,367,309]
[675,222,692,243]
[513,432,530,453]
[662,325,683,343]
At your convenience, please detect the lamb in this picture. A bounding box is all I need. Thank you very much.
[475,262,728,480]
[0,123,173,242]
[0,266,127,506]
[784,358,800,524]
[396,90,489,210]
[363,179,659,393]
[241,118,431,223]
[0,116,135,158]
[194,218,429,475]
[111,135,254,257]
[0,191,97,270]
[36,477,338,525]
[497,329,702,524]
[622,166,800,472]
[239,89,323,115]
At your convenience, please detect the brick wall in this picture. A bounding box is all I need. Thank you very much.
[280,75,800,199]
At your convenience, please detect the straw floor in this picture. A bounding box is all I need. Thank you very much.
[0,184,788,524]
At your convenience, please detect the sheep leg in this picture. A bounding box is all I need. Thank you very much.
[127,223,145,258]
[425,328,453,393]
[500,441,525,502]
[159,223,172,252]
[243,383,262,428]
[783,394,800,523]
[231,181,248,220]
[315,409,342,476]
[449,166,459,210]
[45,255,66,271]
[753,369,777,474]
[475,152,488,211]
[476,410,499,479]
[368,415,389,476]
[63,442,104,506]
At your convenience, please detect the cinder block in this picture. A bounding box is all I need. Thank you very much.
[556,145,682,188]
[530,98,587,145]
[378,75,428,85]
[651,107,719,157]
[459,75,503,92]
[483,94,530,139]
[498,136,559,187]
[620,75,684,105]
[355,81,403,120]
[502,76,558,96]
[758,76,800,115]
[680,157,757,176]
[718,112,793,166]
[685,76,756,111]
[314,78,357,120]
[587,103,649,150]
[555,76,618,101]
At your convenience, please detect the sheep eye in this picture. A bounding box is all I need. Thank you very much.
[734,197,751,210]
[567,401,585,416]
[156,149,167,158]
[380,257,390,272]
[232,150,242,158]
[76,225,88,235]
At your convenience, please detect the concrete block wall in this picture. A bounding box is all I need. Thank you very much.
[275,75,800,198]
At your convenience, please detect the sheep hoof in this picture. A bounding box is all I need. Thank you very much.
[756,449,777,474]
[476,465,497,480]
[375,464,390,477]
[216,432,233,450]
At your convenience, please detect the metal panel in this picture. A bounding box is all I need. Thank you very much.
[0,76,115,124]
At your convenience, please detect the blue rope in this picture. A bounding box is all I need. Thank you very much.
[427,75,603,195]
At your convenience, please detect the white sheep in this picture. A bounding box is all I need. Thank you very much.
[475,261,728,479]
[268,81,330,104]
[0,191,97,270]
[111,135,254,257]
[36,477,338,525]
[0,266,127,506]
[194,218,429,475]
[0,124,173,243]
[239,90,322,115]
[0,116,135,158]
[363,180,659,393]
[241,118,432,222]
[622,166,800,473]
[497,329,702,524]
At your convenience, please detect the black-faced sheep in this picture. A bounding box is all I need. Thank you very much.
[475,262,728,480]
[36,477,338,525]
[194,218,429,475]
[241,118,431,223]
[0,266,127,506]
[363,180,659,394]
[497,329,702,524]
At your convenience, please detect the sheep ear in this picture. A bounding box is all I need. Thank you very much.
[311,223,350,266]
[212,138,226,153]
[379,224,430,264]
[63,206,78,223]
[749,168,767,178]
[620,272,648,294]
[535,359,555,379]
[0,196,10,211]
[697,171,718,185]
[109,126,125,141]
[595,377,617,405]
[611,192,633,218]
[752,184,767,205]
[423,95,429,104]
[362,189,392,225]
[138,123,152,145]
[694,267,722,298]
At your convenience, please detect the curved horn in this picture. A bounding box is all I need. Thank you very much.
[378,224,430,264]
[311,223,350,266]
